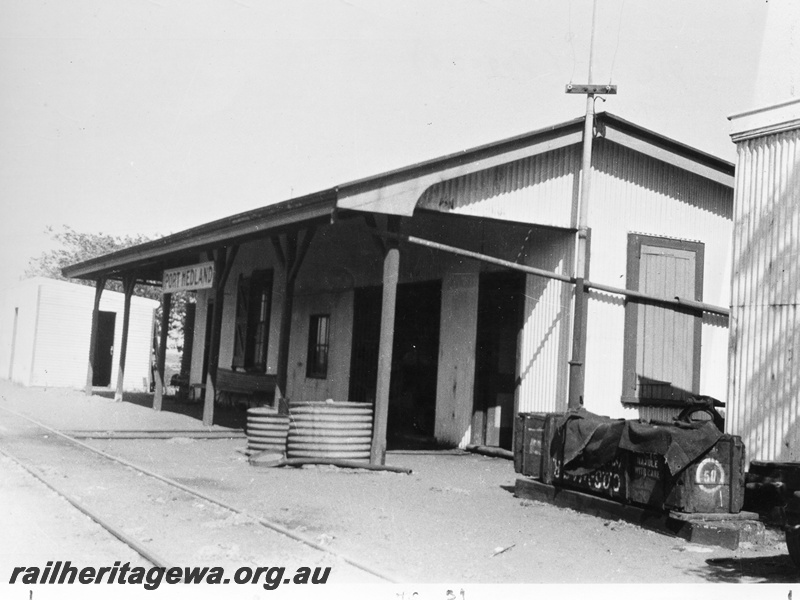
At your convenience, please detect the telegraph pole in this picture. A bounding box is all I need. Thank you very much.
[566,0,616,410]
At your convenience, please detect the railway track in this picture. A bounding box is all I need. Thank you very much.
[0,406,399,584]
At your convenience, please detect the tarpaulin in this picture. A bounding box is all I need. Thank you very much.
[555,409,625,475]
[555,409,722,476]
[619,419,722,475]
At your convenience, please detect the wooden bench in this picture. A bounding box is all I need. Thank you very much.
[215,368,277,408]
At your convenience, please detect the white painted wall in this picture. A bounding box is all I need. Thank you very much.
[0,278,157,390]
[434,264,480,448]
[287,289,354,403]
[0,280,40,385]
[586,140,733,419]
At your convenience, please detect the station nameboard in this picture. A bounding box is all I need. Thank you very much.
[162,261,215,293]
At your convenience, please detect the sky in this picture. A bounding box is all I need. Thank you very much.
[0,0,772,287]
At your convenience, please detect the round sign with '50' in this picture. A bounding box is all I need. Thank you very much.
[695,457,725,493]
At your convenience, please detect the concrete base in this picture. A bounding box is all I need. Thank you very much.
[515,477,765,550]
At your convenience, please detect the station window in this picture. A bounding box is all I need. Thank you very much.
[232,270,273,371]
[306,314,330,379]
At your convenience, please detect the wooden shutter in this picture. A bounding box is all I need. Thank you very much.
[232,275,250,369]
[635,246,696,401]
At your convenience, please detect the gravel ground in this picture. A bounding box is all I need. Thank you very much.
[1,380,798,597]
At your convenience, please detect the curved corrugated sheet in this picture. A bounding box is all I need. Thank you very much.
[728,128,800,464]
[417,145,580,228]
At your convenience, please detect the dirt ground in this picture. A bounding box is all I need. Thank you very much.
[1,380,798,598]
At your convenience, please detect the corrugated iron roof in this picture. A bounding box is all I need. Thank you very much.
[62,112,735,282]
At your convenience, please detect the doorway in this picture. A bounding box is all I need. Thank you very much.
[349,280,442,447]
[473,271,525,449]
[93,311,116,387]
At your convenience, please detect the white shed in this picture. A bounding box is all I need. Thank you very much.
[0,277,158,390]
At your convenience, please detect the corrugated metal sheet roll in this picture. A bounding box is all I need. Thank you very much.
[287,402,373,462]
[246,407,289,455]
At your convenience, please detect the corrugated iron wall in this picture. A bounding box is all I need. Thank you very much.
[417,145,579,228]
[517,233,574,414]
[728,128,800,464]
[586,139,733,419]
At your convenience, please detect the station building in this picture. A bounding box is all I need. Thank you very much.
[63,112,735,453]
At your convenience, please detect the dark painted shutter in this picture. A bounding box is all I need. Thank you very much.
[232,275,250,369]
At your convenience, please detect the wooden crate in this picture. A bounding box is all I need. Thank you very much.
[665,435,746,514]
[513,413,548,477]
[543,417,746,513]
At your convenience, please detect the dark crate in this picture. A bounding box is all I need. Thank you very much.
[546,416,627,501]
[513,413,554,478]
[665,434,746,514]
[554,453,628,502]
[544,418,746,513]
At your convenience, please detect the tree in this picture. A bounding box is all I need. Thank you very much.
[25,225,190,347]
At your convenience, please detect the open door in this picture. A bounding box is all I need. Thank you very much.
[92,311,116,387]
[473,271,524,449]
[349,281,441,448]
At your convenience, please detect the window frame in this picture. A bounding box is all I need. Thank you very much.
[232,269,273,372]
[621,233,705,406]
[306,313,331,379]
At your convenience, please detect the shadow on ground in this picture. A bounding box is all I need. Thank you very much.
[686,554,798,583]
[95,392,248,430]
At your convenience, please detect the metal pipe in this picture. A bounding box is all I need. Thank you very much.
[396,233,574,283]
[385,232,729,317]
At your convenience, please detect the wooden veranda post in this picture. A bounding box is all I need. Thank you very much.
[273,227,316,413]
[153,292,172,411]
[370,219,400,466]
[114,274,137,402]
[85,277,106,396]
[203,245,238,426]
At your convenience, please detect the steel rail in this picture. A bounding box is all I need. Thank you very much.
[0,406,400,584]
[0,445,170,569]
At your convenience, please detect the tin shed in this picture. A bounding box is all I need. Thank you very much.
[0,277,158,390]
[728,100,800,464]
